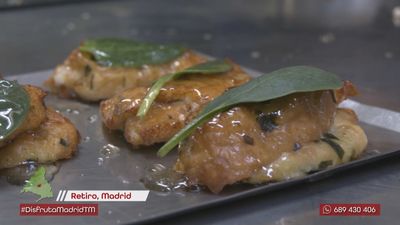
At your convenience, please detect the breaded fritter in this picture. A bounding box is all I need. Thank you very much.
[45,49,206,101]
[175,87,367,193]
[0,109,80,169]
[100,62,250,147]
[0,85,46,147]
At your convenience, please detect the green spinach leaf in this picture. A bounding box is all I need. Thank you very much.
[80,38,185,67]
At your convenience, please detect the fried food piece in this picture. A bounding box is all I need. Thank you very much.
[45,49,206,101]
[0,109,80,169]
[100,62,250,147]
[176,88,367,193]
[0,85,46,147]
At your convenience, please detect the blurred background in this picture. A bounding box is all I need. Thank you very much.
[2,0,399,111]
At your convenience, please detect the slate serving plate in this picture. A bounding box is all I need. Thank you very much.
[1,68,399,225]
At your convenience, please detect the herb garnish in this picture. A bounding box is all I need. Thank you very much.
[137,60,232,118]
[157,66,342,157]
[80,38,185,67]
[321,137,345,159]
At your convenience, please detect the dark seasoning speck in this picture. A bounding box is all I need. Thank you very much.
[84,65,94,90]
[59,138,68,147]
[256,111,278,132]
[293,143,302,151]
[242,134,254,145]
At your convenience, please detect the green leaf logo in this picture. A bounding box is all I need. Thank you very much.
[21,166,53,201]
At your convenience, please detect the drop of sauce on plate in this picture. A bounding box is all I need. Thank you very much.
[83,136,91,142]
[88,114,98,123]
[99,144,120,158]
[141,164,201,192]
[64,108,80,115]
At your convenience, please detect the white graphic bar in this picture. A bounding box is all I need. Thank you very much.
[56,190,149,202]
[56,190,63,201]
[61,190,68,201]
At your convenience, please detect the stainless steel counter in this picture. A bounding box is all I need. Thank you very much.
[1,0,399,224]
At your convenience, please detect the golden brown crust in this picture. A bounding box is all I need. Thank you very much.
[100,87,147,130]
[0,85,46,147]
[45,49,207,101]
[334,80,358,103]
[0,109,80,169]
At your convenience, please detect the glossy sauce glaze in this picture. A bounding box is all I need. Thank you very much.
[175,90,337,193]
